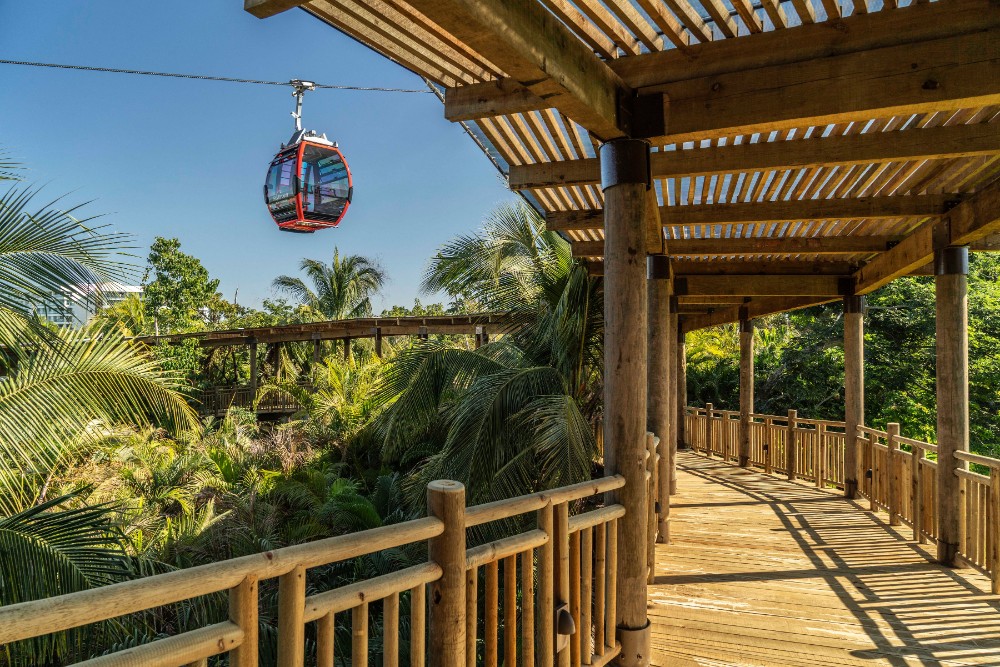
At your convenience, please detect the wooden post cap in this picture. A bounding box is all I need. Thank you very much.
[427,480,465,494]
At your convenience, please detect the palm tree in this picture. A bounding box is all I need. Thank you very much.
[0,164,199,664]
[374,201,603,506]
[272,249,386,320]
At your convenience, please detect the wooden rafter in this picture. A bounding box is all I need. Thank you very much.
[548,194,958,232]
[509,121,1000,189]
[854,177,1000,294]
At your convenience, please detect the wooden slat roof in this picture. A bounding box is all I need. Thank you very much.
[245,0,1000,325]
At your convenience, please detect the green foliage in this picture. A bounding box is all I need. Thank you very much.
[141,237,222,333]
[272,248,386,320]
[687,254,1000,454]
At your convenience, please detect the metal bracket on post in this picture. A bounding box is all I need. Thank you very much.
[599,139,651,191]
[934,246,969,276]
[647,254,670,280]
[844,295,867,315]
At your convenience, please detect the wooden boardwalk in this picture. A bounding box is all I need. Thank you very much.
[650,452,1000,666]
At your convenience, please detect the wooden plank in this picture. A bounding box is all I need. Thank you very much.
[547,195,956,231]
[510,122,1000,189]
[674,275,847,297]
[572,235,890,258]
[406,0,630,139]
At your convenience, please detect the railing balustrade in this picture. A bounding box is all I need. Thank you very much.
[685,405,1000,594]
[0,434,671,666]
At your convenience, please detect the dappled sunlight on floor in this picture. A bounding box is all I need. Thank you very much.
[649,452,1000,666]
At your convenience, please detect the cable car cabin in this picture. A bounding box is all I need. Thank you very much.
[264,136,352,233]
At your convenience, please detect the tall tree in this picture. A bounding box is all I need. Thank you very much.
[272,249,386,320]
[142,237,222,333]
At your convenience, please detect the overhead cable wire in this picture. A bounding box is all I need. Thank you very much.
[0,59,433,93]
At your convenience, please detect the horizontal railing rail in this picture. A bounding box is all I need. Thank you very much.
[685,405,1000,594]
[0,435,674,667]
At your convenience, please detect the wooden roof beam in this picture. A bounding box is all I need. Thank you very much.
[448,21,1000,142]
[509,121,1000,189]
[549,194,957,232]
[680,296,838,333]
[573,237,894,258]
[405,0,638,139]
[854,177,1000,294]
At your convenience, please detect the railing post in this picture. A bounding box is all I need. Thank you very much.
[230,575,259,667]
[428,480,467,667]
[887,423,902,526]
[277,565,306,667]
[537,501,555,667]
[991,469,1000,594]
[912,446,925,543]
[868,432,877,513]
[816,423,827,489]
[786,410,798,481]
[555,502,571,667]
[705,403,715,457]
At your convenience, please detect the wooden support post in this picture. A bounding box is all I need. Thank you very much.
[676,329,687,457]
[343,337,352,363]
[739,316,754,467]
[936,246,969,567]
[428,481,466,667]
[249,338,258,399]
[419,326,429,341]
[277,565,305,667]
[647,256,671,544]
[668,301,678,496]
[374,328,383,358]
[787,410,798,481]
[646,433,657,580]
[230,575,259,667]
[600,137,650,665]
[844,295,865,500]
[887,423,902,526]
[537,503,555,667]
[312,337,321,368]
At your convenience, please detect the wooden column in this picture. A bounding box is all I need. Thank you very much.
[312,338,321,368]
[739,315,754,468]
[843,295,865,500]
[668,302,679,496]
[647,255,671,544]
[249,338,258,398]
[374,327,383,358]
[343,337,352,363]
[935,246,969,567]
[676,330,687,452]
[600,138,650,665]
[428,480,466,667]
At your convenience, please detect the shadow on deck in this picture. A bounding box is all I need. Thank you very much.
[650,451,1000,667]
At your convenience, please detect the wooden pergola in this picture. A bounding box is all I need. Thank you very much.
[242,0,998,664]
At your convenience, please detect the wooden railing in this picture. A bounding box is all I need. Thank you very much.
[192,382,311,416]
[685,405,1000,593]
[0,433,670,665]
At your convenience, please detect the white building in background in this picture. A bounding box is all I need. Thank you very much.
[34,282,142,327]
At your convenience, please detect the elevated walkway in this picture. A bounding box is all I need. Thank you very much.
[651,452,1000,666]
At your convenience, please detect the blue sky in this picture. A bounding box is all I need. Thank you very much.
[0,1,515,310]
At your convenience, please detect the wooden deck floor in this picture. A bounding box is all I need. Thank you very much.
[650,452,1000,666]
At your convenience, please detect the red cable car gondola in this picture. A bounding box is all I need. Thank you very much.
[264,80,353,233]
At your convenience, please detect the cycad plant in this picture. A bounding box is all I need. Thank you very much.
[373,201,603,507]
